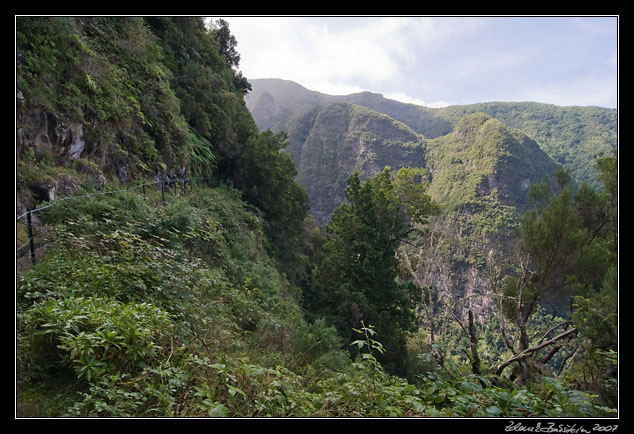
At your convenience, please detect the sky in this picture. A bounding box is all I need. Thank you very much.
[216,16,618,109]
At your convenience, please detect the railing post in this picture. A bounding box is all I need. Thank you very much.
[26,208,35,265]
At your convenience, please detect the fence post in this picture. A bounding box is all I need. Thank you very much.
[161,180,165,203]
[26,208,35,265]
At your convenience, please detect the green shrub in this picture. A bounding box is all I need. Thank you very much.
[289,318,347,373]
[19,295,172,383]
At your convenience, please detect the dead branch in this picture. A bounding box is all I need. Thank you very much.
[495,327,577,376]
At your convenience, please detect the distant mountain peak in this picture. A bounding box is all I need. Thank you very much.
[246,78,616,188]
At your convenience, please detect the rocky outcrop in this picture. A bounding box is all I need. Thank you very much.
[16,99,113,209]
[289,102,426,225]
[17,106,86,161]
[68,123,86,159]
[28,174,83,203]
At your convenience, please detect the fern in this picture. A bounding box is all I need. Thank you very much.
[189,127,216,178]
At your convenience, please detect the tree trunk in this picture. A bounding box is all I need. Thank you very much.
[468,309,481,375]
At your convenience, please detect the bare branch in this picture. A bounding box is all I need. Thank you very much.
[537,321,572,345]
[495,327,577,376]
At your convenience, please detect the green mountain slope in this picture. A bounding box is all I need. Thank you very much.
[246,78,617,188]
[425,113,561,213]
[15,17,617,418]
[248,80,563,226]
[289,102,426,224]
[245,79,569,317]
[16,17,256,203]
[437,102,617,187]
[417,114,563,306]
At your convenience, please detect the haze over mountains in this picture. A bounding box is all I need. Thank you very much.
[245,78,617,224]
[244,78,617,311]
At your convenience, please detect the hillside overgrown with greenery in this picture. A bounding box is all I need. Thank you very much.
[247,78,617,189]
[16,17,617,419]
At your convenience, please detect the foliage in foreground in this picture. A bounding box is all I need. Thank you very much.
[16,16,616,419]
[16,185,614,418]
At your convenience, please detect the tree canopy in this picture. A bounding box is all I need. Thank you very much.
[493,152,617,397]
[305,167,437,375]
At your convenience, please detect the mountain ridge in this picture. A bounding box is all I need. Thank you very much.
[246,79,565,226]
[245,78,617,188]
[243,78,583,312]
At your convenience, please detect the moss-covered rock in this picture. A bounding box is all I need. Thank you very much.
[290,102,425,224]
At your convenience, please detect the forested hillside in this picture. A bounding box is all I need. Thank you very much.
[246,78,617,188]
[16,17,617,419]
[246,77,617,330]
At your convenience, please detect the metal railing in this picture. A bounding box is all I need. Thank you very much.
[16,177,214,265]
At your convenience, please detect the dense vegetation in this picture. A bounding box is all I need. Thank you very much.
[247,78,617,189]
[16,17,617,419]
[439,102,618,188]
[303,167,437,376]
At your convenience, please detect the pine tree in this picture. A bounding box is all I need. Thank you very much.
[493,154,617,390]
[305,167,436,375]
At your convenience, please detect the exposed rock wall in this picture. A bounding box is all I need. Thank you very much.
[289,102,426,225]
[17,107,86,161]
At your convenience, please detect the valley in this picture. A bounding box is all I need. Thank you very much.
[15,17,618,419]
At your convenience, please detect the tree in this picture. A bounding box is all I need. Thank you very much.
[493,158,617,388]
[209,18,241,70]
[305,167,436,375]
[144,16,257,175]
[567,151,618,406]
[232,130,310,265]
[397,213,455,368]
[493,171,583,382]
[209,18,251,94]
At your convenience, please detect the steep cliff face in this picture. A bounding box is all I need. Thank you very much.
[15,17,190,210]
[16,105,108,208]
[411,114,561,318]
[16,17,255,215]
[424,113,561,212]
[288,102,426,224]
[278,103,560,227]
[17,106,86,162]
[246,83,568,317]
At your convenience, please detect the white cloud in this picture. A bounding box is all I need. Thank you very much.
[219,16,617,109]
[310,81,367,96]
[222,16,485,93]
[299,20,399,83]
[384,92,453,108]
